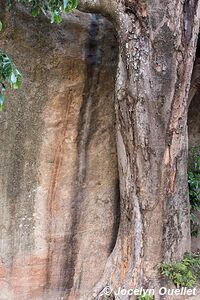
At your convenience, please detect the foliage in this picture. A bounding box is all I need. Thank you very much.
[188,147,200,236]
[137,294,154,300]
[7,0,78,23]
[160,253,200,288]
[0,51,22,111]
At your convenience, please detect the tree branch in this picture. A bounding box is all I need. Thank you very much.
[77,0,118,21]
[78,0,101,13]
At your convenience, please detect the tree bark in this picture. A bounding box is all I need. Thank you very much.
[77,0,200,299]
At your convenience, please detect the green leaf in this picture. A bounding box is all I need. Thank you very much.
[51,12,62,24]
[72,0,78,9]
[0,21,3,32]
[12,78,21,89]
[0,50,22,110]
[31,7,40,17]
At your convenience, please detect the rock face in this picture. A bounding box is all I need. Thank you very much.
[0,7,118,300]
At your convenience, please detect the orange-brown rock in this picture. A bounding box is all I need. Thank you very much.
[0,7,118,300]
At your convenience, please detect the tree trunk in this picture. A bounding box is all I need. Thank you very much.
[78,1,200,299]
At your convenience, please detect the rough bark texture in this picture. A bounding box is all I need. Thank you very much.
[0,1,199,300]
[0,7,119,300]
[78,1,199,299]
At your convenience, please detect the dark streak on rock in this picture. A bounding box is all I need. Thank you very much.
[61,14,104,295]
[45,98,72,291]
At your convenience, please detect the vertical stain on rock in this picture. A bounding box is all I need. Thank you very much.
[45,97,73,289]
[61,14,106,295]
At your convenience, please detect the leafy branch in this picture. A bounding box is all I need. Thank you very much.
[160,253,200,288]
[8,0,78,23]
[0,51,22,111]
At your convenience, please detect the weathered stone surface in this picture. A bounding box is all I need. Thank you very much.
[0,7,118,300]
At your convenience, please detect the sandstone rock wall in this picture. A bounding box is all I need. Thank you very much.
[0,7,118,300]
